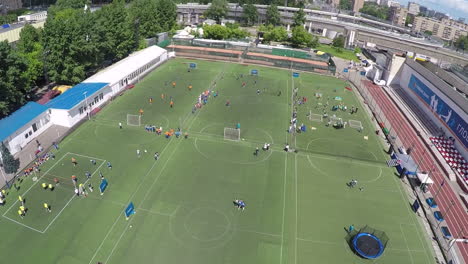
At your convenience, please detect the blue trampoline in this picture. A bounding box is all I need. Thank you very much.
[352,233,385,259]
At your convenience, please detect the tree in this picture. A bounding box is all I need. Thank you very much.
[203,24,230,39]
[339,0,351,10]
[405,14,414,26]
[332,35,346,49]
[262,25,288,43]
[309,34,319,48]
[229,27,250,39]
[17,24,44,87]
[94,0,134,62]
[454,35,468,52]
[204,0,228,24]
[42,8,99,84]
[203,24,249,40]
[266,5,281,26]
[49,0,89,15]
[241,2,258,26]
[0,41,32,117]
[156,0,177,32]
[359,2,389,20]
[293,8,306,27]
[290,26,312,47]
[0,143,20,174]
[129,0,160,38]
[354,46,361,54]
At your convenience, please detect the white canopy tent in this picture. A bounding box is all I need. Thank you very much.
[417,172,434,184]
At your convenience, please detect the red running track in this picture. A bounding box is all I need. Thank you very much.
[363,80,468,263]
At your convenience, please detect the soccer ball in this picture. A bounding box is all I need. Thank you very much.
[62,163,64,166]
[144,150,147,153]
[242,138,245,141]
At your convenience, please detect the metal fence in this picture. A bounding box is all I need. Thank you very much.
[168,39,336,75]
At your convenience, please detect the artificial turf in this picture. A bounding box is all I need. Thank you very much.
[0,58,435,264]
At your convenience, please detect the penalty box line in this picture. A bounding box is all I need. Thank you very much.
[42,158,106,233]
[2,152,71,220]
[2,152,106,233]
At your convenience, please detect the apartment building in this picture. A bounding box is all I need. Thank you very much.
[413,16,468,41]
[407,2,420,15]
[390,6,408,27]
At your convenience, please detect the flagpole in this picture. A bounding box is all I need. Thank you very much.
[436,200,455,229]
[433,179,446,201]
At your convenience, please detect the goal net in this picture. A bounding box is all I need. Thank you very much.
[330,116,343,124]
[224,127,240,141]
[349,120,363,130]
[309,112,323,122]
[127,114,141,126]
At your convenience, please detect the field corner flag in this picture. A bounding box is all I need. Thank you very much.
[100,179,108,195]
[125,202,136,220]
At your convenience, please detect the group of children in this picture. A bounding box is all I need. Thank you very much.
[15,195,52,219]
[22,152,55,177]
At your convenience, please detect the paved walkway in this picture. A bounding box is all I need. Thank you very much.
[1,125,69,188]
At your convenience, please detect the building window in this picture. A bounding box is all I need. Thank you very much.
[99,93,103,100]
[25,133,28,139]
[28,131,32,136]
[79,106,84,114]
[94,96,99,103]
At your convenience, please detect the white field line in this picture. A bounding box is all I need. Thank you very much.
[400,223,415,264]
[2,152,70,218]
[42,159,106,233]
[88,62,223,264]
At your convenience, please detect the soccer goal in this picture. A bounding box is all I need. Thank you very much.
[309,111,323,122]
[349,120,363,130]
[224,127,240,141]
[127,114,141,126]
[329,116,343,125]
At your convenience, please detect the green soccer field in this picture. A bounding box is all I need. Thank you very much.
[0,58,436,264]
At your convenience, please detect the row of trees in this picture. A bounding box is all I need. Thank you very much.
[0,0,177,118]
[202,23,249,40]
[454,35,468,52]
[359,2,390,20]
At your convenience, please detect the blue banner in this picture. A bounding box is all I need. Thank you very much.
[293,72,299,78]
[251,69,258,75]
[189,63,197,69]
[360,71,366,76]
[343,68,349,73]
[125,202,136,218]
[100,179,108,194]
[408,74,468,149]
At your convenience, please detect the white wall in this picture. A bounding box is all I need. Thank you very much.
[113,51,168,94]
[49,109,72,127]
[398,63,468,158]
[6,111,51,155]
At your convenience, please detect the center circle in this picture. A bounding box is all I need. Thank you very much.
[183,207,231,242]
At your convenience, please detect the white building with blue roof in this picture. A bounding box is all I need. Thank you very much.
[0,45,170,157]
[46,82,110,127]
[0,102,50,155]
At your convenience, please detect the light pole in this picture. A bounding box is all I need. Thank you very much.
[436,200,456,230]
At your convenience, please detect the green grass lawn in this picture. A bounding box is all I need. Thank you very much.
[0,58,435,264]
[317,44,360,62]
